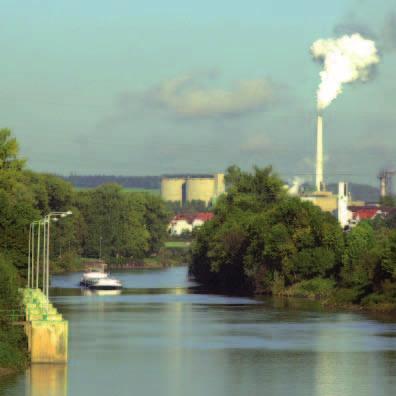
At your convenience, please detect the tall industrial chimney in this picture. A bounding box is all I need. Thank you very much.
[337,181,349,228]
[315,114,325,192]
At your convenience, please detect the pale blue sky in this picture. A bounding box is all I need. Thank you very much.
[0,0,395,185]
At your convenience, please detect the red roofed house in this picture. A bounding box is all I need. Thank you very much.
[346,206,396,228]
[192,212,214,228]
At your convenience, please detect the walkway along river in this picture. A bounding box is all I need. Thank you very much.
[1,266,396,396]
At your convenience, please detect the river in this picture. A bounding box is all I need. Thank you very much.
[1,266,396,396]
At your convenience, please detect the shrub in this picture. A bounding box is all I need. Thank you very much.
[285,278,335,299]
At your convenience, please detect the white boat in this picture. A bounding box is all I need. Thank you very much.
[89,277,123,290]
[80,270,108,287]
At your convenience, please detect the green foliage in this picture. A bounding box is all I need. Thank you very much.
[0,254,20,309]
[76,184,149,259]
[0,129,174,370]
[190,166,344,294]
[341,221,375,287]
[165,241,190,249]
[284,278,336,299]
[380,195,396,207]
[0,255,28,370]
[140,193,171,254]
[0,128,26,171]
[0,129,170,274]
[74,186,169,261]
[0,326,28,370]
[191,164,396,308]
[0,171,40,272]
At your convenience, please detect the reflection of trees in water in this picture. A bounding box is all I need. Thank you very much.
[0,372,22,396]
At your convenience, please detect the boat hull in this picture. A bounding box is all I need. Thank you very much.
[88,285,123,290]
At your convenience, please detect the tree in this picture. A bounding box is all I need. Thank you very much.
[77,185,150,260]
[0,129,26,170]
[190,165,344,294]
[140,193,170,254]
[0,171,40,272]
[380,195,396,207]
[341,221,376,287]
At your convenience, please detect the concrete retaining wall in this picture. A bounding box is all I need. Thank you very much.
[21,288,69,363]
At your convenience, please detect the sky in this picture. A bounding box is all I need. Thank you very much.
[1,0,395,185]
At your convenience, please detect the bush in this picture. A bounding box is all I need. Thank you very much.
[0,255,20,309]
[0,255,27,370]
[331,287,363,305]
[0,326,28,369]
[285,278,335,299]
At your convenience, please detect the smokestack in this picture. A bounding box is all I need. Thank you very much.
[338,181,349,228]
[380,174,387,198]
[316,114,325,192]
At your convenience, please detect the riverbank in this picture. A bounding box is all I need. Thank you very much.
[52,246,190,274]
[0,324,28,376]
[0,256,29,375]
[275,278,396,314]
[193,276,396,314]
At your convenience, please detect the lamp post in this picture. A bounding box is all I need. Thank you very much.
[36,218,49,289]
[28,220,41,289]
[28,223,32,288]
[27,211,72,296]
[44,211,72,298]
[42,218,50,293]
[36,220,41,289]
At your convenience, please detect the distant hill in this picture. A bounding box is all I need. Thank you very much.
[62,175,161,190]
[302,182,380,203]
[327,183,379,203]
[62,176,381,203]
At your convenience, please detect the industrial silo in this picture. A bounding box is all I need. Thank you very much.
[161,177,186,203]
[185,178,215,205]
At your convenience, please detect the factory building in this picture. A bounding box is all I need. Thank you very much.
[160,177,186,203]
[161,173,225,206]
[300,113,339,212]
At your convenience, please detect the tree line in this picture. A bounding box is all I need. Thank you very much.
[190,165,396,310]
[0,130,170,274]
[0,128,172,369]
[63,175,161,189]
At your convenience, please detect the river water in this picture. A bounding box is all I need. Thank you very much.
[1,266,396,396]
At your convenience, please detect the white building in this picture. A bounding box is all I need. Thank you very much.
[167,213,214,236]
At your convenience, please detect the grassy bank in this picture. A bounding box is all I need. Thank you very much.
[51,242,190,273]
[278,278,396,313]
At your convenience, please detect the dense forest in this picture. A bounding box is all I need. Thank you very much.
[190,166,396,311]
[0,138,170,273]
[0,129,170,370]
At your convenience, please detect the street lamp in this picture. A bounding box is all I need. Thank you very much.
[28,220,39,288]
[44,211,72,298]
[28,211,72,295]
[28,220,43,289]
[35,218,49,289]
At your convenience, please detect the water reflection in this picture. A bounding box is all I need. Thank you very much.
[1,267,396,396]
[81,289,122,297]
[26,364,67,396]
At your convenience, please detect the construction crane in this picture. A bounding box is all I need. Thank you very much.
[378,169,396,197]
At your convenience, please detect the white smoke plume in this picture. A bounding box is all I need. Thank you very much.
[311,33,380,110]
